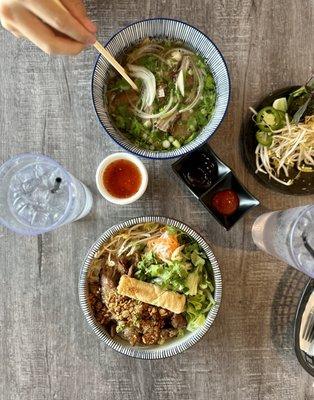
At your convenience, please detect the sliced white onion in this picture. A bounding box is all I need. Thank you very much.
[127,64,156,108]
[175,56,190,98]
[133,100,179,120]
[179,65,204,113]
[176,70,185,97]
[130,91,173,119]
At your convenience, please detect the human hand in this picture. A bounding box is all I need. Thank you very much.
[0,0,97,55]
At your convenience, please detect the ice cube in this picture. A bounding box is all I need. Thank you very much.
[8,162,70,228]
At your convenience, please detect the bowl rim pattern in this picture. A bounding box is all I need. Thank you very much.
[78,215,222,359]
[91,17,231,160]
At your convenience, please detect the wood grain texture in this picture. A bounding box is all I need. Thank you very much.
[0,0,313,399]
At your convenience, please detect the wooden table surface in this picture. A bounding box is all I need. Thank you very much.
[0,1,313,399]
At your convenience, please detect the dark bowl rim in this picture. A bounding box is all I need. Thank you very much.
[294,278,314,376]
[78,215,222,359]
[240,85,314,196]
[91,17,231,160]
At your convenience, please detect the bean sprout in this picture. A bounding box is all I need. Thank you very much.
[255,115,314,185]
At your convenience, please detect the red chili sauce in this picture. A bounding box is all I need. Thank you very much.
[103,159,141,198]
[211,189,239,216]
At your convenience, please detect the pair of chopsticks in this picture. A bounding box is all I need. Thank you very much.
[54,0,138,91]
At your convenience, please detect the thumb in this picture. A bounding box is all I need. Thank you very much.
[61,0,97,34]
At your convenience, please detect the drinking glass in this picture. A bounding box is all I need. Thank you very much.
[252,205,314,277]
[0,153,93,235]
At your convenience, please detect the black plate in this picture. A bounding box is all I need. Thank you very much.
[200,172,260,230]
[241,86,314,195]
[172,144,260,230]
[172,144,231,198]
[294,279,314,376]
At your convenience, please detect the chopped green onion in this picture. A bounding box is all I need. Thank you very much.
[162,140,171,149]
[173,139,181,148]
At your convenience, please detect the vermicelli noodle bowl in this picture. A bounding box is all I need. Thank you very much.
[87,222,216,346]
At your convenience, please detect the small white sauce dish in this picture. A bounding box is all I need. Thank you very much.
[95,152,148,205]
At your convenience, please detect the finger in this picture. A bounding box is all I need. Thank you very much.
[13,9,85,55]
[11,30,22,38]
[61,0,97,33]
[8,25,22,38]
[0,20,22,38]
[25,0,95,45]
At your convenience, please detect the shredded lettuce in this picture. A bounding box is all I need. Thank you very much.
[134,226,215,332]
[185,267,200,296]
[187,314,205,331]
[191,251,205,268]
[166,225,178,235]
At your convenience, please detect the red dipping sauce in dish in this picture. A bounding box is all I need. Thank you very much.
[103,159,142,198]
[211,189,239,216]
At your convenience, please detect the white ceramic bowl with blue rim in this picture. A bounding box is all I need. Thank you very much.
[92,18,230,159]
[78,216,222,359]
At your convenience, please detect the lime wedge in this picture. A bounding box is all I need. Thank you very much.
[272,97,288,112]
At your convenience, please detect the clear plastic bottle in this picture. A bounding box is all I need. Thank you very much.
[252,205,314,277]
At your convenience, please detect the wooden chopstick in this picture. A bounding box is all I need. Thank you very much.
[53,0,138,91]
[93,41,138,91]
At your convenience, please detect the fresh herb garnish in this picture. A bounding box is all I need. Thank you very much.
[289,76,314,123]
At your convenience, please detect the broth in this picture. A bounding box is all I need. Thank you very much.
[106,39,216,151]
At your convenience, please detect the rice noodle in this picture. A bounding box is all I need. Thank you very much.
[163,47,195,57]
[92,223,164,269]
[127,43,164,63]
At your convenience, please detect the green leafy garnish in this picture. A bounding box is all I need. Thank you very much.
[110,78,131,91]
[134,227,215,332]
[205,75,215,90]
[138,55,159,71]
[288,77,314,123]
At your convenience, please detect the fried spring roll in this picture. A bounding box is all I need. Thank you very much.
[117,275,186,314]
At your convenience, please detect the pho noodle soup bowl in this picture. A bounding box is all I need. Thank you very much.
[92,18,230,159]
[78,216,222,359]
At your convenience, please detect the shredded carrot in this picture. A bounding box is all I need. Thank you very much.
[147,231,180,261]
